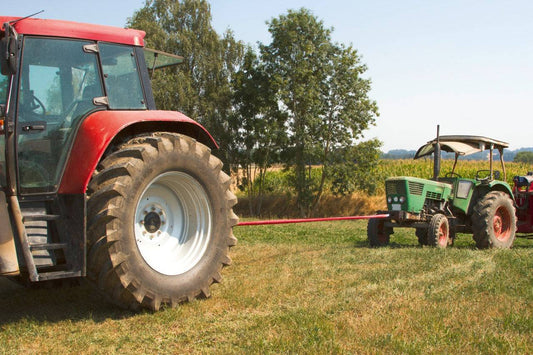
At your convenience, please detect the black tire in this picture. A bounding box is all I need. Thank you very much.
[427,214,449,248]
[472,191,516,249]
[415,228,429,246]
[367,218,392,247]
[86,133,238,311]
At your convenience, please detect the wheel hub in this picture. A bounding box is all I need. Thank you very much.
[140,205,167,239]
[144,211,163,234]
[493,206,510,241]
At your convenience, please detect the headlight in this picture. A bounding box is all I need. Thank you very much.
[387,196,392,204]
[399,196,406,204]
[393,196,399,202]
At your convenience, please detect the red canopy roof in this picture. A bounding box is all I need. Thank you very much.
[0,16,145,46]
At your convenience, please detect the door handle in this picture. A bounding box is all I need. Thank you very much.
[21,124,46,132]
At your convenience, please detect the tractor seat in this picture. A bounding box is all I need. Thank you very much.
[513,174,533,189]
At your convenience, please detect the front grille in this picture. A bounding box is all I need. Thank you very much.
[386,181,406,195]
[408,181,424,196]
[426,191,442,200]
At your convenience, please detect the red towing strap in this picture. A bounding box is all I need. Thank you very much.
[236,214,389,226]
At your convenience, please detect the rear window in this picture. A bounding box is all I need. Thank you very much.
[99,43,146,110]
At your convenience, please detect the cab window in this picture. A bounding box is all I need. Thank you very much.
[99,43,146,110]
[17,37,103,193]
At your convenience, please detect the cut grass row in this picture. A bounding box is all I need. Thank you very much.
[1,220,531,354]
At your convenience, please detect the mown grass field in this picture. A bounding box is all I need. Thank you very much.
[1,220,532,354]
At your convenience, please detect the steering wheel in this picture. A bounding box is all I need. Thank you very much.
[29,94,46,117]
[445,172,462,178]
[476,170,491,181]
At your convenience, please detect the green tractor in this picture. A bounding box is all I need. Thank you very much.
[368,131,516,249]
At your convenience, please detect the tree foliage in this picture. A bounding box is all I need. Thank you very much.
[514,151,533,164]
[128,0,245,170]
[231,47,287,215]
[260,8,379,216]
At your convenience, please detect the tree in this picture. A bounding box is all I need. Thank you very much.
[128,0,245,171]
[260,8,379,217]
[514,151,533,164]
[311,43,379,213]
[328,139,383,196]
[231,47,286,215]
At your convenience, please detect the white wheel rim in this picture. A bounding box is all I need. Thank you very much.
[134,171,212,275]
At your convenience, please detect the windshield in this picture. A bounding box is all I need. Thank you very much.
[0,73,7,105]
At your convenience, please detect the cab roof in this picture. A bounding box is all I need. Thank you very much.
[414,135,509,159]
[0,16,145,46]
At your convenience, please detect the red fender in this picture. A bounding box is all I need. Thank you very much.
[58,110,217,194]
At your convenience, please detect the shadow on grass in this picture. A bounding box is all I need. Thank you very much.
[352,239,419,249]
[353,238,533,250]
[0,278,136,325]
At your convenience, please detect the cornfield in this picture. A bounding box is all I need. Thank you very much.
[374,159,531,194]
[233,159,533,217]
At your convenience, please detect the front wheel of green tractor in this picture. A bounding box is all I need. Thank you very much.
[472,191,516,249]
[415,228,429,246]
[86,133,238,311]
[367,218,392,247]
[427,214,450,248]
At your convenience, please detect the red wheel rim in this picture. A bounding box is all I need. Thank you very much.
[438,222,448,247]
[493,206,511,241]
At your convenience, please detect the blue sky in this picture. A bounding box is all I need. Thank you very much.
[4,1,533,151]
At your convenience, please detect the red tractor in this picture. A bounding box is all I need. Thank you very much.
[513,172,533,234]
[0,16,237,310]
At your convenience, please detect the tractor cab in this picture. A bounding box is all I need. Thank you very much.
[412,135,511,216]
[415,135,509,182]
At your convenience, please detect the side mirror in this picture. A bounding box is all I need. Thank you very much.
[1,26,18,75]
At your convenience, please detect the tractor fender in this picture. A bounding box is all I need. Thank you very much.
[58,110,218,194]
[468,181,516,215]
[487,181,515,201]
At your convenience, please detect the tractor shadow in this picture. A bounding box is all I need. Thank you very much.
[352,235,533,249]
[0,278,135,325]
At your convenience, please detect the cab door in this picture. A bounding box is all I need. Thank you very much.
[16,37,104,194]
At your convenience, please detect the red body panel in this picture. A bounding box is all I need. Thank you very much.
[513,180,533,234]
[0,16,145,46]
[58,110,217,194]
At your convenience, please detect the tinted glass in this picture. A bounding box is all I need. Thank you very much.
[17,37,103,193]
[100,43,146,109]
[0,73,7,105]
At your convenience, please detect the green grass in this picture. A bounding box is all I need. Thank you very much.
[1,221,532,354]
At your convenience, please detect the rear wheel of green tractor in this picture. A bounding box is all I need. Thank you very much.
[367,218,392,247]
[427,214,449,248]
[472,191,516,249]
[86,133,238,311]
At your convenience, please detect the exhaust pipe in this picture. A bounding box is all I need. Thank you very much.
[433,125,441,181]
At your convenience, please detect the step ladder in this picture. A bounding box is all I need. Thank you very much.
[10,194,85,282]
